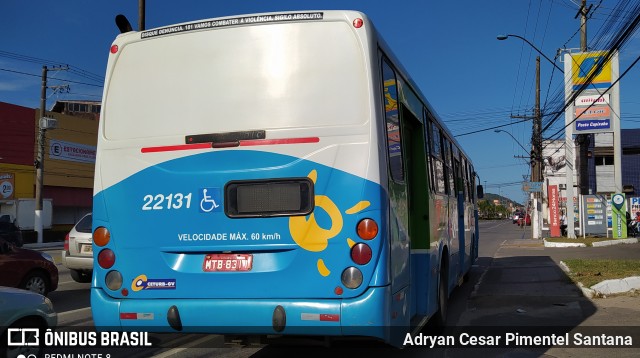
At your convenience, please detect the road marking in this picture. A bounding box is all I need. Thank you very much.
[58,280,82,285]
[58,307,92,317]
[151,335,220,358]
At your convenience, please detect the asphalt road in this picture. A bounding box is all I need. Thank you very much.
[38,220,639,357]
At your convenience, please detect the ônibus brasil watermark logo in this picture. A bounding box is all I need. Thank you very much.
[6,328,39,346]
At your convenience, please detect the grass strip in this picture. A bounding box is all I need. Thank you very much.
[562,259,640,288]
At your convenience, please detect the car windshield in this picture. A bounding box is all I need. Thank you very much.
[75,214,92,233]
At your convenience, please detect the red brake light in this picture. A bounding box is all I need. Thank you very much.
[98,249,116,269]
[64,233,69,251]
[351,243,372,265]
[110,44,119,54]
[353,18,363,28]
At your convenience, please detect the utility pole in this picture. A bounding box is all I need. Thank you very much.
[533,56,542,239]
[576,0,592,196]
[534,56,542,184]
[34,65,66,244]
[511,57,543,239]
[139,0,146,31]
[35,66,48,244]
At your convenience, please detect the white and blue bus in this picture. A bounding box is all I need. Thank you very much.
[91,10,482,346]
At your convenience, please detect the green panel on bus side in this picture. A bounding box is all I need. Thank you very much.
[401,105,431,251]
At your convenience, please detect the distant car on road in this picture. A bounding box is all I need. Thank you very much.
[518,212,532,226]
[0,286,57,358]
[512,212,521,224]
[0,238,58,296]
[61,213,93,283]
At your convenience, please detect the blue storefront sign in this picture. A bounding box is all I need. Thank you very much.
[575,118,610,131]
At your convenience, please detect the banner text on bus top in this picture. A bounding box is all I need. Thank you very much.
[141,12,324,39]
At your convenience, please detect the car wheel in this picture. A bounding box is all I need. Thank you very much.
[70,269,92,283]
[21,271,50,296]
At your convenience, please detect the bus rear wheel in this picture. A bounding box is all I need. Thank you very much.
[433,260,448,330]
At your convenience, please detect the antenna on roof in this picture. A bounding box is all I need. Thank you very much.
[115,14,133,34]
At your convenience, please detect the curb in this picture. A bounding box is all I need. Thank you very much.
[543,237,638,247]
[23,242,64,250]
[559,260,640,298]
[592,238,638,247]
[543,239,586,247]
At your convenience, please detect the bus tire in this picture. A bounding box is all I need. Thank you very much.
[464,236,474,282]
[433,258,448,330]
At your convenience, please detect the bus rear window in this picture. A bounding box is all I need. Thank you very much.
[104,21,368,140]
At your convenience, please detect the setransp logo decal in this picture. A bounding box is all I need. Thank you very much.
[199,187,222,213]
[131,274,176,291]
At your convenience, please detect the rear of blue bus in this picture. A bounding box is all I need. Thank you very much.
[91,11,397,343]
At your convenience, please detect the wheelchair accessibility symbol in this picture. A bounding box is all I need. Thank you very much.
[199,188,222,213]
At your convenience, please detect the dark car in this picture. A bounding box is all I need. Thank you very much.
[0,221,23,247]
[0,239,58,296]
[512,211,522,224]
[518,213,532,226]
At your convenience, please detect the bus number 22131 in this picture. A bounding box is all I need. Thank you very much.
[142,193,192,210]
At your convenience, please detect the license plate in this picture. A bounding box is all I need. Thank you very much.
[80,244,93,254]
[203,254,253,272]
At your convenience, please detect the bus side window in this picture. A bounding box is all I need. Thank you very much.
[464,161,473,203]
[441,135,452,195]
[431,122,445,194]
[382,59,404,183]
[424,111,436,193]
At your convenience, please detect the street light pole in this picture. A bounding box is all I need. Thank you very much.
[498,34,551,239]
[494,129,529,154]
[497,34,564,74]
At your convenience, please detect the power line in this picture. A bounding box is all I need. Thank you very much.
[0,50,104,82]
[0,67,103,88]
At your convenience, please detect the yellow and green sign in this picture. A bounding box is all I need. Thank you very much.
[571,51,612,91]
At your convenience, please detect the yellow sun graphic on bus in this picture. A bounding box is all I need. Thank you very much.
[289,169,370,277]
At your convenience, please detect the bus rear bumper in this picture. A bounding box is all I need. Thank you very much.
[91,286,392,340]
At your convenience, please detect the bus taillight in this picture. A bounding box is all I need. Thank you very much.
[98,249,116,269]
[110,44,119,54]
[94,227,111,247]
[341,267,363,289]
[105,270,123,291]
[351,243,372,265]
[353,18,363,28]
[357,219,378,240]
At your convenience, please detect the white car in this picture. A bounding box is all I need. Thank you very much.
[61,213,93,283]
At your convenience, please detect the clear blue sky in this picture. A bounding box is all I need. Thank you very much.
[2,0,639,204]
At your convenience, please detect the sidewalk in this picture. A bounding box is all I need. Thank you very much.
[447,230,640,357]
[502,236,640,297]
